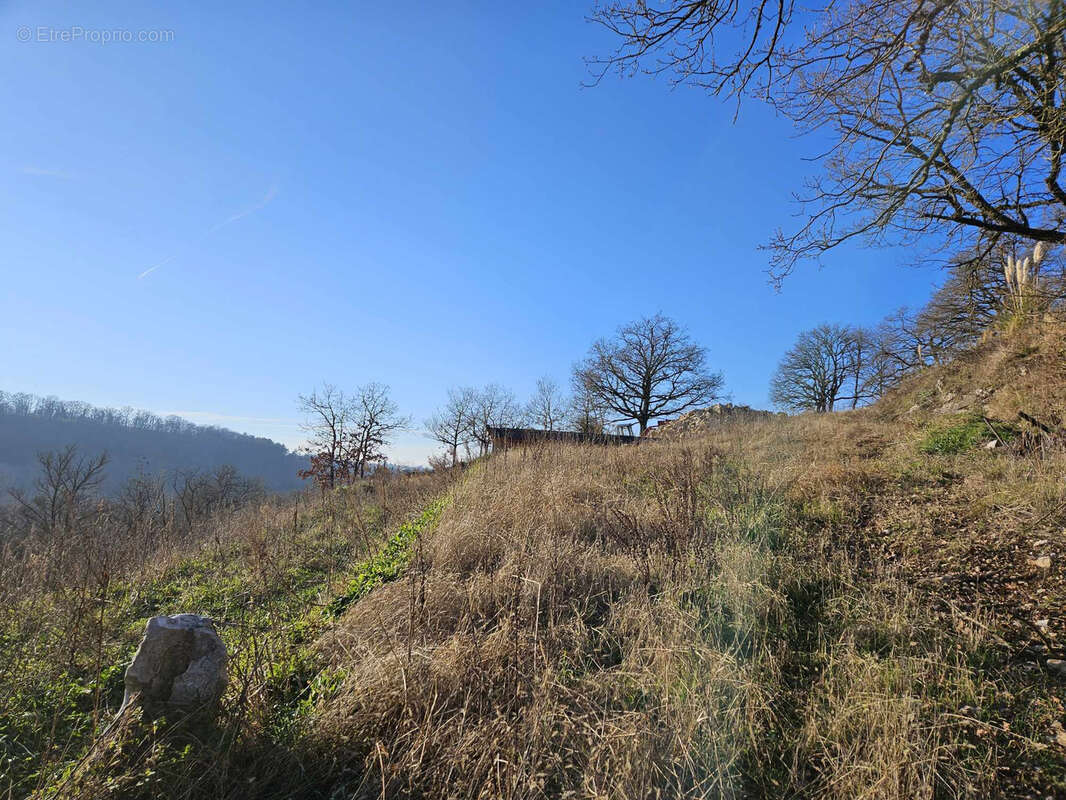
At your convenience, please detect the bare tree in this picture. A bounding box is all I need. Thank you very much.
[173,465,265,527]
[864,244,1066,398]
[525,377,567,431]
[921,254,1008,348]
[298,384,350,489]
[567,380,609,435]
[877,305,961,381]
[9,446,109,537]
[589,1,1066,283]
[847,327,877,410]
[467,384,522,456]
[348,383,409,478]
[425,387,478,467]
[299,382,408,485]
[769,324,858,413]
[116,472,167,525]
[574,314,724,433]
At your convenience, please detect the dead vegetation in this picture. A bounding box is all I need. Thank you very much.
[7,323,1066,798]
[290,433,1024,799]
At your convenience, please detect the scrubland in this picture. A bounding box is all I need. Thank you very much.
[5,324,1066,799]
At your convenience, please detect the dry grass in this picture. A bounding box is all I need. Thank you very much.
[10,426,1042,799]
[285,436,1013,799]
[9,326,1066,798]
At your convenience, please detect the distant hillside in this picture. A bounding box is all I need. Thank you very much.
[0,391,308,495]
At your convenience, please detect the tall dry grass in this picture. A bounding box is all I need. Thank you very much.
[8,397,1059,798]
[298,437,1002,799]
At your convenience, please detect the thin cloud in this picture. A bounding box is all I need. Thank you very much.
[21,166,75,179]
[138,182,280,279]
[163,409,306,451]
[164,409,302,427]
[137,254,176,280]
[210,184,279,232]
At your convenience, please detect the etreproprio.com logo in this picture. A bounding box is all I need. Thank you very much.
[17,26,175,44]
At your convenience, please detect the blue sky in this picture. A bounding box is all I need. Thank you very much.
[1,1,942,464]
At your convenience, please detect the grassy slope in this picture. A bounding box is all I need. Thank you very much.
[6,324,1066,799]
[302,321,1066,799]
[0,469,454,799]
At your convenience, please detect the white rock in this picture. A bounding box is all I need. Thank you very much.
[121,613,227,719]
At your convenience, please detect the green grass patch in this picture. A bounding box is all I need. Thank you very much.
[327,497,447,617]
[919,414,1017,455]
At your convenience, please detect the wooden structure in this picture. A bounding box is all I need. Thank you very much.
[487,426,638,451]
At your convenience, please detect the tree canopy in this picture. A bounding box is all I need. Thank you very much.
[574,314,724,433]
[590,1,1066,281]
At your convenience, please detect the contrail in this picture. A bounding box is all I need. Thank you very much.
[137,254,176,280]
[138,183,279,279]
[210,184,279,232]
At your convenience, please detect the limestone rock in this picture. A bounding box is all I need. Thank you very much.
[643,403,782,439]
[121,613,227,719]
[1047,658,1066,678]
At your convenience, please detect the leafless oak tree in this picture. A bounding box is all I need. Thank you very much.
[574,314,724,433]
[589,1,1066,282]
[298,384,350,489]
[299,382,407,486]
[769,324,859,412]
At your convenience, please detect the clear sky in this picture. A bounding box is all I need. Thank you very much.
[1,1,943,465]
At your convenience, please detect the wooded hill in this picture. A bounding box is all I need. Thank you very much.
[0,392,307,495]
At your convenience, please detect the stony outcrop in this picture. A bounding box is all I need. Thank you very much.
[643,403,782,439]
[120,613,227,720]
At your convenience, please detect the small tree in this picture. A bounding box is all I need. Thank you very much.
[297,384,350,490]
[567,380,608,435]
[298,382,407,487]
[425,387,478,467]
[466,384,522,456]
[9,445,109,537]
[574,314,723,434]
[769,324,858,413]
[348,383,409,478]
[525,377,567,431]
[173,465,265,527]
